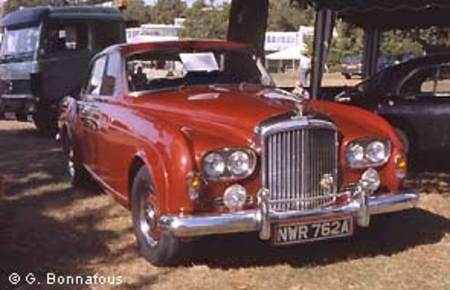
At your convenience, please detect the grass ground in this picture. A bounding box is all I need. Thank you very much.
[272,72,361,87]
[0,121,449,290]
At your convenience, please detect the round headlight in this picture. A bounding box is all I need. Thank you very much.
[366,141,387,163]
[203,153,226,178]
[346,143,365,165]
[227,150,251,176]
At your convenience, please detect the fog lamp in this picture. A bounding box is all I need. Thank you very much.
[395,155,408,179]
[223,184,247,212]
[360,168,381,192]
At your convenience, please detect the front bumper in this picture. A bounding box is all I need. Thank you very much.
[0,94,36,114]
[160,191,418,240]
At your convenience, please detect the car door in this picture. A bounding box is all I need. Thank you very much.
[78,55,108,175]
[380,64,450,152]
[89,51,133,192]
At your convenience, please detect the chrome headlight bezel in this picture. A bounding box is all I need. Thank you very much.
[346,139,391,169]
[202,148,257,181]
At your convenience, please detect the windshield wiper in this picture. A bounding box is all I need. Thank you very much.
[0,54,15,63]
[0,52,33,63]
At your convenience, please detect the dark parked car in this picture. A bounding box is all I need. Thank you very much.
[341,55,362,79]
[0,6,125,134]
[341,53,417,80]
[335,53,450,156]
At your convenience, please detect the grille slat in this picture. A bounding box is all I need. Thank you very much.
[264,125,338,212]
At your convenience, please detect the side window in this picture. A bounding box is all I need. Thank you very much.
[86,56,107,96]
[100,53,121,96]
[435,65,450,96]
[44,21,88,54]
[399,66,437,96]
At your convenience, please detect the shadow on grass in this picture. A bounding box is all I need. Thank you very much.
[176,208,450,269]
[0,125,125,287]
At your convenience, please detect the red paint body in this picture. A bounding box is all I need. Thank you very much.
[59,41,405,217]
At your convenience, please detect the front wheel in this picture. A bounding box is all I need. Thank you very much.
[131,167,180,266]
[62,131,91,188]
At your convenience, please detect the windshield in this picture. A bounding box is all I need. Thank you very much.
[126,47,274,93]
[0,26,40,61]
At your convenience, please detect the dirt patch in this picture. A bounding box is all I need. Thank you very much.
[0,121,449,290]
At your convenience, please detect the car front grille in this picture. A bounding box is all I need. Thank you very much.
[0,80,32,95]
[262,121,338,212]
[11,80,32,94]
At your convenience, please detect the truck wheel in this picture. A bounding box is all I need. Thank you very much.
[62,132,91,188]
[33,106,58,136]
[131,166,180,266]
[344,74,352,80]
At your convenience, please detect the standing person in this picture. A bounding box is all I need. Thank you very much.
[299,53,311,87]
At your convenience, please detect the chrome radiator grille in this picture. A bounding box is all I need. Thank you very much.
[263,123,338,212]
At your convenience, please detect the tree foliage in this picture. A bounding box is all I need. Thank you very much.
[267,0,314,31]
[149,0,187,24]
[180,0,230,39]
[121,0,151,23]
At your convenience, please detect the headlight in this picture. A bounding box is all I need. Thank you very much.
[228,150,251,176]
[366,141,387,163]
[345,143,365,165]
[346,139,391,168]
[202,148,256,180]
[203,152,226,178]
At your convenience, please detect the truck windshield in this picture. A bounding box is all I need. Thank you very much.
[0,26,40,62]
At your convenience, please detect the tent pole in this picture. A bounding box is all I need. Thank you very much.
[311,8,336,99]
[363,27,381,78]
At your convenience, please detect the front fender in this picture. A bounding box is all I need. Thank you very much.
[132,115,196,215]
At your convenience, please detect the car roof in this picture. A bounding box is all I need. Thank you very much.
[1,6,123,29]
[361,52,450,96]
[385,53,450,73]
[102,40,250,56]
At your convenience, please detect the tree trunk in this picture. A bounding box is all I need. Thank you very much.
[227,0,269,59]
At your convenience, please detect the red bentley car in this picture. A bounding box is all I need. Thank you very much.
[59,40,418,266]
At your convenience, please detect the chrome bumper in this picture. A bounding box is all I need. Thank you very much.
[160,191,418,240]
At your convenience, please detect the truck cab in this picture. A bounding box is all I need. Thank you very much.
[0,6,125,134]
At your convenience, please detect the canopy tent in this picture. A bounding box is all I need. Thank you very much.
[266,46,304,61]
[307,0,450,29]
[300,0,450,98]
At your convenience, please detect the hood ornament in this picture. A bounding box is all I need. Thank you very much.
[259,88,309,117]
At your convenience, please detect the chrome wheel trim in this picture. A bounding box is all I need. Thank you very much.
[138,186,159,248]
[67,147,76,179]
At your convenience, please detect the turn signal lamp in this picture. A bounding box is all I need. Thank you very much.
[395,155,408,179]
[186,173,204,201]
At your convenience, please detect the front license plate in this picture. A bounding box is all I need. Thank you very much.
[272,217,353,246]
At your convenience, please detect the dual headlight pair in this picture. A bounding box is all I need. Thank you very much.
[202,149,256,180]
[202,139,391,180]
[345,139,391,168]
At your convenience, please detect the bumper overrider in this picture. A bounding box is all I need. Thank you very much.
[160,177,418,241]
